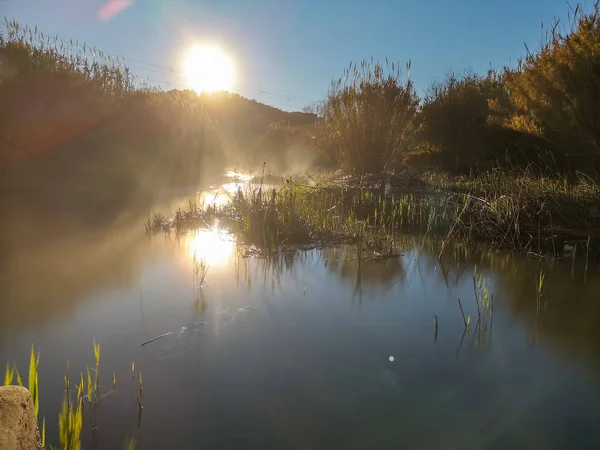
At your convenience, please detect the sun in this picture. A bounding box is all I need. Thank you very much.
[184,44,234,93]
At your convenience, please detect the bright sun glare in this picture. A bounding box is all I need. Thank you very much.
[184,45,234,93]
[187,227,235,266]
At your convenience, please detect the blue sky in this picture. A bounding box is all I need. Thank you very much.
[2,0,579,111]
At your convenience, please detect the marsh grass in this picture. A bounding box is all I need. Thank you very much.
[123,436,137,450]
[472,265,493,328]
[4,345,43,443]
[455,266,495,353]
[503,1,600,173]
[58,375,83,450]
[424,169,600,256]
[137,372,143,410]
[318,58,419,173]
[5,343,142,449]
[536,269,546,315]
[192,253,210,287]
[145,169,600,260]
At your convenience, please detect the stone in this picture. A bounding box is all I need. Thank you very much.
[0,386,43,450]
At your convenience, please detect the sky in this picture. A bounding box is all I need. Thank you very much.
[1,0,583,111]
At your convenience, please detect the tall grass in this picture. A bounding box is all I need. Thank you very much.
[145,169,600,259]
[192,253,210,287]
[406,70,545,173]
[3,345,43,444]
[58,376,83,450]
[312,3,600,177]
[4,343,140,449]
[318,58,419,174]
[503,1,600,174]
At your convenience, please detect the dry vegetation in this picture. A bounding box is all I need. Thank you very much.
[317,59,419,173]
[313,2,600,177]
[3,2,600,258]
[146,168,600,259]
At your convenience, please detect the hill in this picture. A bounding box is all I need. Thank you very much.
[0,21,323,227]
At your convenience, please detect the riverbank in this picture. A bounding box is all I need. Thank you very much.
[145,170,600,260]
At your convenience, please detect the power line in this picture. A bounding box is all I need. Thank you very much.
[107,55,314,103]
[137,73,310,108]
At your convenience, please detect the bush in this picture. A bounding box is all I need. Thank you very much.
[407,70,550,174]
[420,71,504,166]
[504,2,600,174]
[319,59,419,174]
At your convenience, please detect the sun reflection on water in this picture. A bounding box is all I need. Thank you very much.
[186,226,236,266]
[199,173,254,208]
[199,189,232,208]
[225,170,254,182]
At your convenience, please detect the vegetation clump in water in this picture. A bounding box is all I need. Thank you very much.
[145,168,600,260]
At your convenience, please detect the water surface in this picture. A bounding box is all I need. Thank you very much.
[1,211,600,449]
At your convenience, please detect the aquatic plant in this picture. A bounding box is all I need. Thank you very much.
[192,253,210,287]
[4,345,42,438]
[144,169,600,260]
[58,371,83,450]
[4,343,146,449]
[123,435,137,450]
[536,269,546,314]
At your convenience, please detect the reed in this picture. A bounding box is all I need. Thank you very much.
[192,253,210,287]
[145,169,600,260]
[318,58,419,174]
[4,343,144,449]
[3,345,41,435]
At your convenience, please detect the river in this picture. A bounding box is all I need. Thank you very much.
[1,175,600,449]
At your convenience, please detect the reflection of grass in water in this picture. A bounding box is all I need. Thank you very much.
[536,269,545,313]
[156,321,207,361]
[473,265,493,323]
[454,266,495,353]
[154,308,257,361]
[123,435,137,450]
[533,269,546,345]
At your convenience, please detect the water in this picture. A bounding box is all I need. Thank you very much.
[2,214,600,449]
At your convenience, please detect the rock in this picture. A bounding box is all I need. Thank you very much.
[0,386,43,450]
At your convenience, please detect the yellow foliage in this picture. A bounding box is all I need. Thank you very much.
[504,2,600,164]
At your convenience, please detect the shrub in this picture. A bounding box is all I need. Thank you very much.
[409,70,523,173]
[319,59,419,174]
[503,1,600,174]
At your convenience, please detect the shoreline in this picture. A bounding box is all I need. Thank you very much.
[144,170,600,261]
